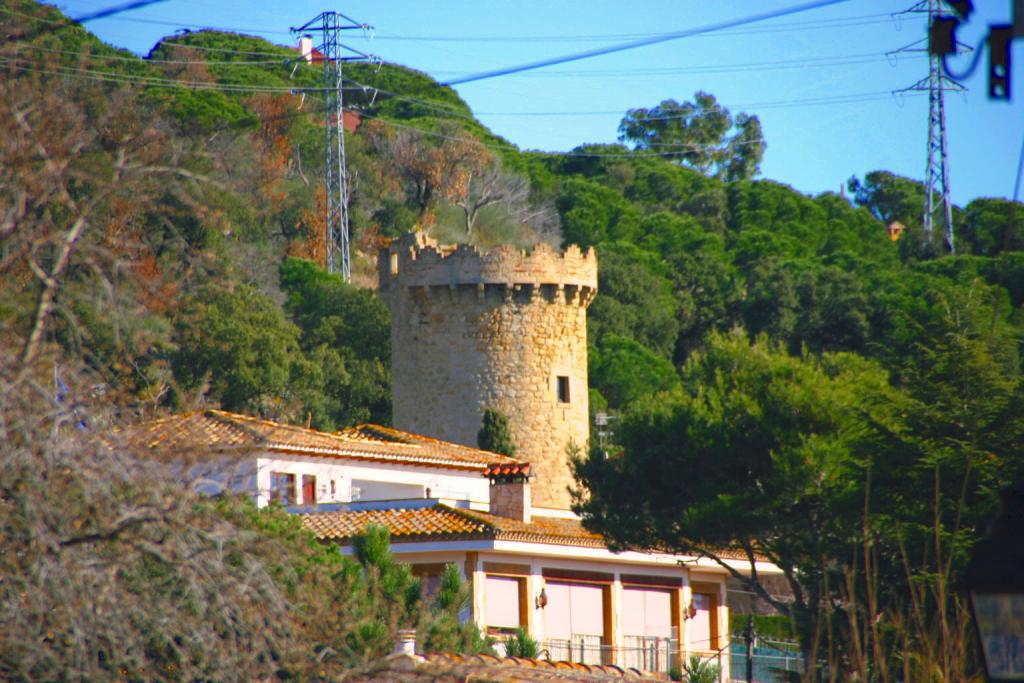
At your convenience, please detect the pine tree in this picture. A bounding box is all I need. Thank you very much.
[477,408,516,456]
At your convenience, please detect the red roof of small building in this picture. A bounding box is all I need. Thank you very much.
[113,410,524,472]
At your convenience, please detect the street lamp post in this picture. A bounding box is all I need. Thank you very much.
[960,482,1024,681]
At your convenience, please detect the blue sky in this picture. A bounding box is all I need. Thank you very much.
[50,0,1023,205]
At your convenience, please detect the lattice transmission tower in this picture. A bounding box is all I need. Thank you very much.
[892,0,968,253]
[291,12,373,281]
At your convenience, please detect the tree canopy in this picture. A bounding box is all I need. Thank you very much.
[618,92,765,181]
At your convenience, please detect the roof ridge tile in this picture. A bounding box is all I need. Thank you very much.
[204,409,270,445]
[435,503,495,534]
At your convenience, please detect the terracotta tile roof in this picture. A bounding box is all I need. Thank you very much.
[301,505,770,563]
[302,506,491,541]
[113,410,523,471]
[348,652,665,682]
[301,504,607,549]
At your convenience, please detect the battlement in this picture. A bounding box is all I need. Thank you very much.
[379,233,597,295]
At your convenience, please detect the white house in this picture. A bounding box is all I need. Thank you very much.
[121,408,783,678]
[117,409,512,509]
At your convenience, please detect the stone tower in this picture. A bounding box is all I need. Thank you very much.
[379,233,597,510]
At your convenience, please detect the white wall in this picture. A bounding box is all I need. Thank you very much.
[252,453,490,508]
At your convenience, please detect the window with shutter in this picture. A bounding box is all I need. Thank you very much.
[485,575,522,631]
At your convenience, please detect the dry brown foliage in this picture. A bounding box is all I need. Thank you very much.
[0,58,315,681]
[0,368,303,681]
[364,119,490,227]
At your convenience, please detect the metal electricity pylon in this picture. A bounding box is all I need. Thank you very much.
[291,12,373,281]
[892,0,968,254]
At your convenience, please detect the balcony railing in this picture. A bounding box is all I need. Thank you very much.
[543,635,605,665]
[541,636,724,679]
[622,635,676,673]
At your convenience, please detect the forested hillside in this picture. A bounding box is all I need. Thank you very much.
[2,0,1022,679]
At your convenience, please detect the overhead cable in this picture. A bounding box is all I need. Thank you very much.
[443,0,854,86]
[344,13,893,43]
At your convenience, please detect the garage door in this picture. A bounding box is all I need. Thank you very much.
[622,587,673,638]
[544,581,605,639]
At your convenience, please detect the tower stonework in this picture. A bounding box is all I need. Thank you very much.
[379,233,597,510]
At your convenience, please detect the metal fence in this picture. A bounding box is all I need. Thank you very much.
[544,635,605,665]
[729,636,804,682]
[541,636,725,679]
[622,635,676,672]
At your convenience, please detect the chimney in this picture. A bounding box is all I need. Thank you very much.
[487,464,531,523]
[298,35,313,63]
[394,629,417,656]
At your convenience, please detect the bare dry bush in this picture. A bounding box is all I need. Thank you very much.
[0,52,312,681]
[0,366,305,681]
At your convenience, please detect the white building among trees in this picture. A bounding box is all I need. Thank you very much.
[123,407,782,677]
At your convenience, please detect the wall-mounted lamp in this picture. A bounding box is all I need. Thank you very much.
[535,587,548,610]
[684,601,697,620]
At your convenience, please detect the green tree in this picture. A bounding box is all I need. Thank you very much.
[960,197,1024,256]
[502,626,540,658]
[618,92,764,181]
[477,408,516,456]
[555,177,641,248]
[573,331,896,668]
[419,563,495,655]
[279,257,392,427]
[171,284,313,418]
[847,170,924,226]
[589,335,680,409]
[634,212,739,360]
[586,242,679,359]
[847,170,955,258]
[683,654,721,683]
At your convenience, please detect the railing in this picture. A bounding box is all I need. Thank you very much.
[729,636,804,682]
[541,636,722,678]
[543,635,605,665]
[622,635,676,673]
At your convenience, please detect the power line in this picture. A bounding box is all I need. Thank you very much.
[428,51,927,80]
[361,110,768,160]
[354,13,893,43]
[6,42,286,65]
[151,41,292,58]
[1,49,926,122]
[72,0,170,25]
[469,91,924,117]
[343,75,924,120]
[7,9,893,44]
[0,55,301,93]
[2,0,169,40]
[443,0,854,86]
[341,74,479,122]
[66,13,294,36]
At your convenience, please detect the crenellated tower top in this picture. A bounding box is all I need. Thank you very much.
[379,233,597,298]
